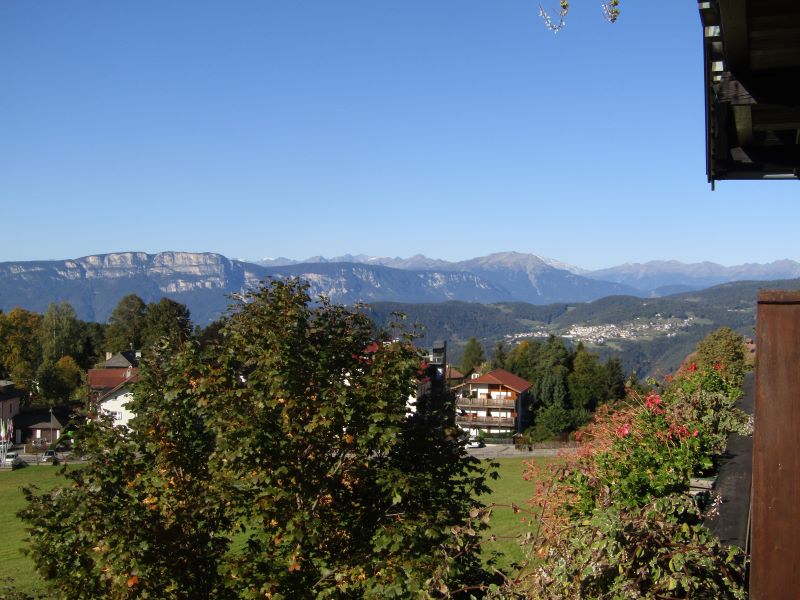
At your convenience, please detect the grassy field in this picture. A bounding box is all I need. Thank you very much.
[480,456,554,574]
[0,457,549,595]
[0,464,73,597]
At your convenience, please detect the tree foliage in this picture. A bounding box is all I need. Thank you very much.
[22,280,492,598]
[539,0,621,33]
[36,356,84,405]
[490,341,507,370]
[517,352,751,598]
[461,337,485,374]
[21,342,227,599]
[506,337,626,441]
[142,298,192,350]
[105,294,147,353]
[39,302,84,365]
[694,326,747,385]
[0,308,43,393]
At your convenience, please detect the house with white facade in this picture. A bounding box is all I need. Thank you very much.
[88,351,139,428]
[98,379,138,429]
[454,368,532,436]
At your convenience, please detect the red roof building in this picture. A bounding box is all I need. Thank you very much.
[455,368,532,436]
[87,352,139,401]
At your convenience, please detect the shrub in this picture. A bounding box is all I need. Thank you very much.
[516,355,750,598]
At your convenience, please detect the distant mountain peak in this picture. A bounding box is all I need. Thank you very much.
[587,258,800,293]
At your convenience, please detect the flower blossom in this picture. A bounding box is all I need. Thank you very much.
[645,392,664,414]
[714,363,724,371]
[616,423,631,438]
[669,423,691,439]
[688,363,697,372]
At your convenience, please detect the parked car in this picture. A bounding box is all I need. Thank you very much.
[466,437,485,448]
[42,450,57,462]
[5,452,22,467]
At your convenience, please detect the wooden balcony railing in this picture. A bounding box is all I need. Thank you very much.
[457,397,516,409]
[456,415,515,426]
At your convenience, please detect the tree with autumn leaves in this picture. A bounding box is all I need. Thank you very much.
[21,280,493,598]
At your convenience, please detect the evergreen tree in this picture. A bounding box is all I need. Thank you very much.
[568,347,602,413]
[78,321,107,369]
[601,357,626,402]
[461,337,485,373]
[491,341,507,369]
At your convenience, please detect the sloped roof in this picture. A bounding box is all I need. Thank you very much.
[102,351,139,368]
[446,366,465,379]
[0,382,23,402]
[14,408,71,430]
[466,368,532,393]
[88,368,137,390]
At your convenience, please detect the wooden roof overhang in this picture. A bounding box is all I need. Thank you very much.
[699,0,800,186]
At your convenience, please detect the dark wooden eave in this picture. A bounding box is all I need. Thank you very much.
[699,0,800,186]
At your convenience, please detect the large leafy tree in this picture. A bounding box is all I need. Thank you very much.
[36,356,84,405]
[39,302,83,365]
[212,281,490,597]
[142,298,192,350]
[22,280,491,598]
[105,294,147,353]
[0,308,43,394]
[21,342,227,599]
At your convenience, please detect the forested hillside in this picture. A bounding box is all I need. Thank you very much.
[363,277,797,376]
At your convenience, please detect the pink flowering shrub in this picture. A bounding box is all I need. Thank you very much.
[517,346,750,598]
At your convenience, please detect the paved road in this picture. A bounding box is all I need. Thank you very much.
[467,444,578,459]
[1,451,76,468]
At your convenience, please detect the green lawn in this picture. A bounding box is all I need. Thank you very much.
[481,457,555,575]
[0,464,72,597]
[0,458,551,595]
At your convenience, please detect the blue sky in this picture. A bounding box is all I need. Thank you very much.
[1,1,797,270]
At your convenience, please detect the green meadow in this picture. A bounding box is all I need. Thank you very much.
[0,464,72,597]
[479,456,555,575]
[0,457,549,596]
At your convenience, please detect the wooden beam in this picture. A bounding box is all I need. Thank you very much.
[718,0,749,72]
[733,105,753,144]
[752,105,800,132]
[752,291,800,599]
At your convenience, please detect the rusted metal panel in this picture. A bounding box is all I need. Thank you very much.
[751,290,800,598]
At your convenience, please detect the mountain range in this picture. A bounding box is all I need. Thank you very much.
[1,250,799,326]
[585,259,800,293]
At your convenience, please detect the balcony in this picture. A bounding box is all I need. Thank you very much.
[456,414,515,427]
[457,397,516,409]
